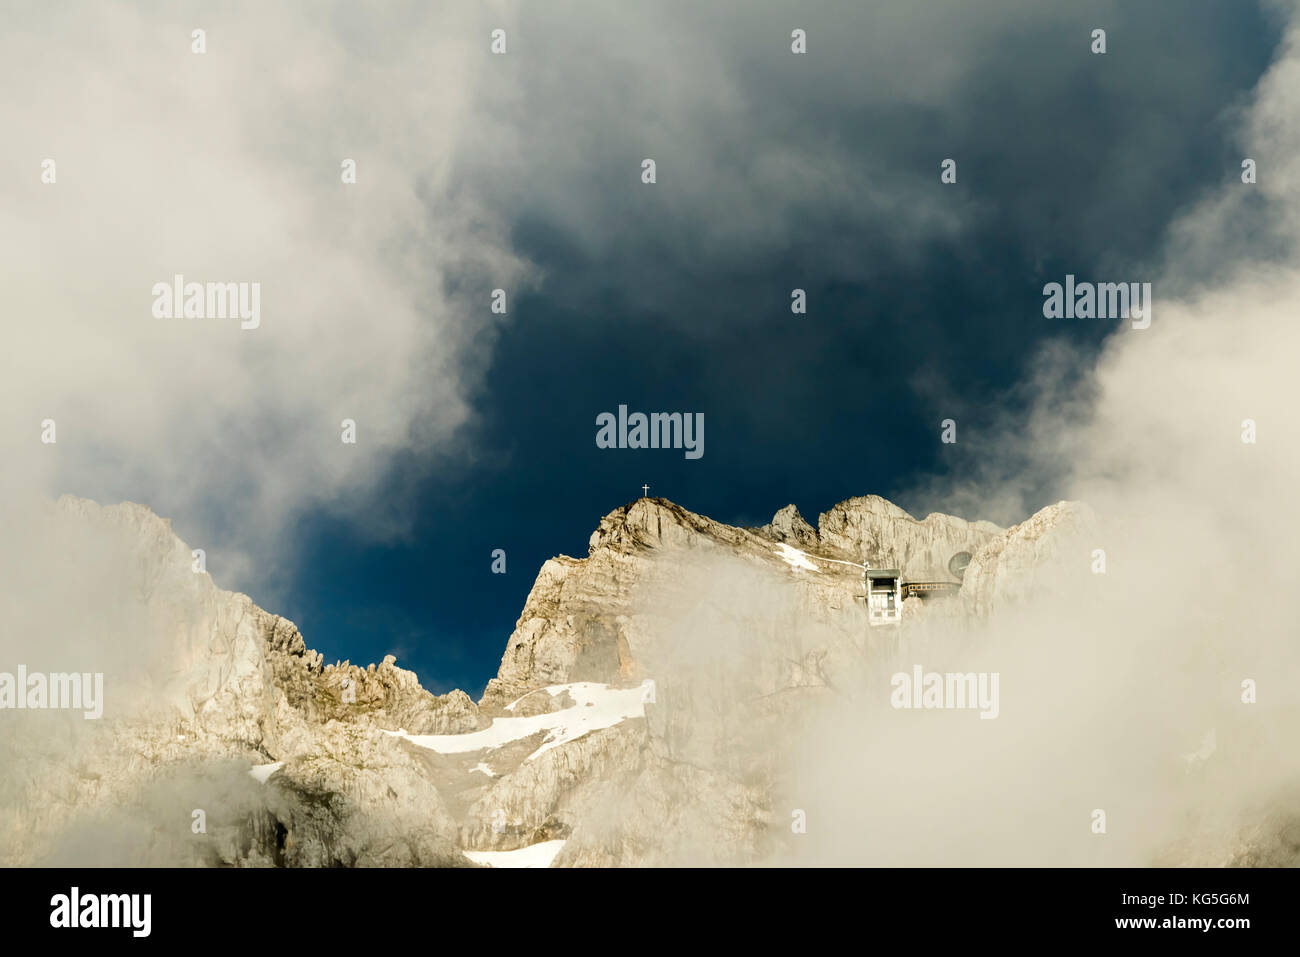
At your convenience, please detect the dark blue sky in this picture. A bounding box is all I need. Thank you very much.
[266,2,1278,696]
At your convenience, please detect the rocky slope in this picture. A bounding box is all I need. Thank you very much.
[0,496,483,866]
[484,495,1002,710]
[2,491,1286,867]
[959,500,1095,617]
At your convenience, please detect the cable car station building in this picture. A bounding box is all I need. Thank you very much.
[863,558,966,627]
[865,568,903,625]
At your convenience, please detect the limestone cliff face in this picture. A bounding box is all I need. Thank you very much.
[483,496,1002,711]
[474,495,1008,865]
[759,504,819,549]
[0,496,479,866]
[816,494,1003,578]
[460,722,648,852]
[4,492,1006,867]
[7,491,1280,867]
[482,498,798,710]
[958,500,1095,617]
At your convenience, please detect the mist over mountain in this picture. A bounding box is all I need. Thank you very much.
[3,0,1299,877]
[1,487,1294,867]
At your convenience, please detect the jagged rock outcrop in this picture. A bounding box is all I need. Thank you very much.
[0,496,482,866]
[557,754,771,867]
[292,655,488,736]
[482,498,799,711]
[14,489,1272,868]
[816,494,1002,578]
[266,721,465,866]
[483,496,1002,712]
[507,687,575,717]
[959,500,1094,617]
[460,721,648,851]
[6,490,1005,867]
[462,494,1010,864]
[760,504,819,549]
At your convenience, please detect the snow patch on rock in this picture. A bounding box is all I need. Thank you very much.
[248,761,284,784]
[463,839,566,868]
[391,681,650,762]
[774,543,819,572]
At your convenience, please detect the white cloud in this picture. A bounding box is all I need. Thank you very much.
[0,2,530,586]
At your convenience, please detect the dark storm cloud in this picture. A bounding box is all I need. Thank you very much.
[1,1,1277,693]
[301,0,1278,692]
[441,0,1277,525]
[460,0,1273,312]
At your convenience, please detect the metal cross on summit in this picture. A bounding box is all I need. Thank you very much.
[642,484,650,497]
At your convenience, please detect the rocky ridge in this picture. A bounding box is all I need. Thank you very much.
[13,489,1252,867]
